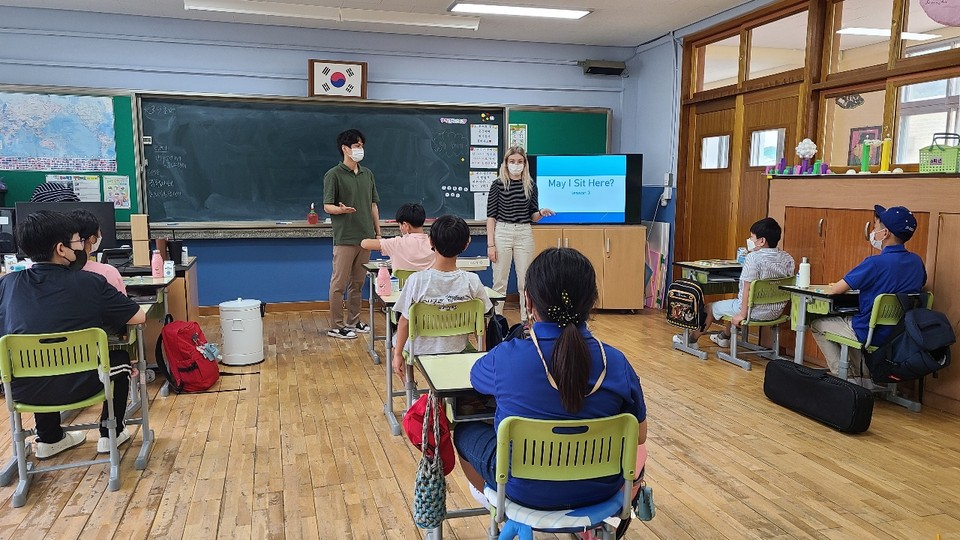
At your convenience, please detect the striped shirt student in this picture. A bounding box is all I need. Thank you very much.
[737,247,795,321]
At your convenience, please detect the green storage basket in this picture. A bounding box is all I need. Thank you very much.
[919,132,960,173]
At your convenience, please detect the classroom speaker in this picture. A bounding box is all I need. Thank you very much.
[579,60,626,76]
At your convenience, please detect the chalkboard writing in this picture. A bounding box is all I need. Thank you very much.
[140,97,505,222]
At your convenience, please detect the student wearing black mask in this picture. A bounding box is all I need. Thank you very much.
[0,211,145,459]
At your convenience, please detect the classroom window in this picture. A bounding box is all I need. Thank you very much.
[828,0,895,74]
[821,88,886,169]
[900,1,960,59]
[700,135,730,169]
[698,35,741,91]
[895,75,960,163]
[747,11,807,80]
[749,128,786,167]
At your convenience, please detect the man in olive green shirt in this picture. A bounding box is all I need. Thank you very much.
[323,129,382,339]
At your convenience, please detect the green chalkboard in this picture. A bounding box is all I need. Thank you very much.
[507,108,610,155]
[0,92,140,221]
[140,96,505,222]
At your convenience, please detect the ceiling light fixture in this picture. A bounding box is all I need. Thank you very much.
[449,2,590,20]
[836,27,941,41]
[184,0,480,29]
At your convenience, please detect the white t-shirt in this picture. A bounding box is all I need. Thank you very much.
[378,233,434,271]
[393,268,494,355]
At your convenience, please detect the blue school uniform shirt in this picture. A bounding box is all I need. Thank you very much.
[470,322,646,510]
[843,244,926,345]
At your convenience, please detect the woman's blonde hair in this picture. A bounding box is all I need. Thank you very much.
[498,146,533,200]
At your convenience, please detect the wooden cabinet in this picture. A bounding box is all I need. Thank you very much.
[924,214,960,413]
[530,225,646,310]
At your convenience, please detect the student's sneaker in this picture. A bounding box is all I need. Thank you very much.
[672,333,699,349]
[327,327,358,339]
[469,484,488,507]
[709,333,731,348]
[97,428,131,453]
[35,431,86,460]
[349,322,371,334]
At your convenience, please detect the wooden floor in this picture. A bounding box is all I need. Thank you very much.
[1,309,959,539]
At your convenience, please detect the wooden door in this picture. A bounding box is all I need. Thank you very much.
[821,209,875,284]
[561,228,605,307]
[781,206,826,284]
[926,214,960,410]
[531,226,562,255]
[737,91,799,247]
[681,103,736,261]
[600,226,646,310]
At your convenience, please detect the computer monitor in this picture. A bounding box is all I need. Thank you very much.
[15,202,118,253]
[0,207,15,254]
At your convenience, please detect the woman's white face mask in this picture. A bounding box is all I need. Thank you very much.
[507,163,524,176]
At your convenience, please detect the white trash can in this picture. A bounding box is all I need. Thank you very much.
[219,298,264,366]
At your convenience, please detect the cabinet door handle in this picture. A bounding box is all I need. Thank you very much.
[817,218,824,237]
[605,238,611,255]
[863,221,871,241]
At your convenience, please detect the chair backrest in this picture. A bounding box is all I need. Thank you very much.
[746,276,794,308]
[0,328,110,384]
[393,269,416,289]
[864,292,933,347]
[407,299,485,355]
[495,414,639,484]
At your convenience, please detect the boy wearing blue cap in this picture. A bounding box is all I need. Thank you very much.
[811,204,927,383]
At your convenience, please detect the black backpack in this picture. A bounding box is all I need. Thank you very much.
[665,279,707,331]
[486,315,527,349]
[863,294,956,383]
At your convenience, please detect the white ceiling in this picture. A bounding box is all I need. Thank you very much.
[0,0,757,47]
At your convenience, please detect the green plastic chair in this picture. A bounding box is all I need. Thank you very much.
[0,328,123,508]
[388,269,418,326]
[403,299,485,409]
[824,292,933,411]
[489,414,640,539]
[718,276,795,371]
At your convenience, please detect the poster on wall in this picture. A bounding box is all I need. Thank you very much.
[509,124,528,150]
[0,92,117,172]
[847,126,881,167]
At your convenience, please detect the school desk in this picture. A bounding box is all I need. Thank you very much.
[413,352,494,539]
[671,260,742,360]
[779,284,859,365]
[362,257,490,366]
[377,286,504,437]
[123,275,176,397]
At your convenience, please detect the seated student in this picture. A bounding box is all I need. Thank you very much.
[811,205,926,382]
[0,211,145,458]
[454,247,647,514]
[673,217,795,349]
[360,203,434,272]
[69,209,126,294]
[392,215,493,382]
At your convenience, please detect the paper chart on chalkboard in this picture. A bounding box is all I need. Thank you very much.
[469,171,497,192]
[46,174,101,202]
[469,147,498,169]
[470,124,499,146]
[103,175,131,209]
[473,192,488,221]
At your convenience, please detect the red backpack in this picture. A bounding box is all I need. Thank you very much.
[155,315,220,393]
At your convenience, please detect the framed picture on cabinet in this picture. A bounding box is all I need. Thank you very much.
[847,126,881,167]
[308,60,368,99]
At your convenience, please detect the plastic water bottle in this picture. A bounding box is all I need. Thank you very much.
[390,275,400,294]
[736,247,748,264]
[376,266,391,297]
[797,257,811,288]
[151,249,163,278]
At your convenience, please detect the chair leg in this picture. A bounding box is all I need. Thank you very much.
[12,412,31,508]
[717,325,752,371]
[405,364,417,411]
[838,345,849,379]
[771,325,781,360]
[103,392,121,492]
[0,410,23,487]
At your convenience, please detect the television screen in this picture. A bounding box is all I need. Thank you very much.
[15,202,118,254]
[529,154,642,224]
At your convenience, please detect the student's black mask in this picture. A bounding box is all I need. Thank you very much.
[68,249,87,271]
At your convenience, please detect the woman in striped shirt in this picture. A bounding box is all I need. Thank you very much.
[486,146,554,324]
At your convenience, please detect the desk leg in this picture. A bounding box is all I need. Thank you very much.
[673,328,707,361]
[794,298,808,365]
[367,273,381,365]
[383,305,402,436]
[133,323,155,469]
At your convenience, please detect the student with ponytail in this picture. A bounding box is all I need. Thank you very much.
[453,247,647,511]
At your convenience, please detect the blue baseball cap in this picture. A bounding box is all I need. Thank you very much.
[874,204,917,241]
